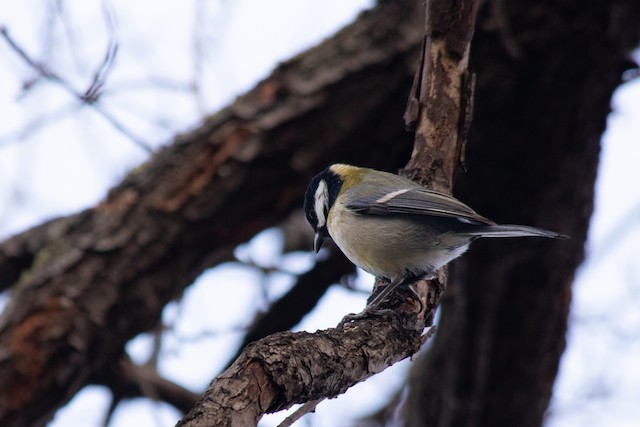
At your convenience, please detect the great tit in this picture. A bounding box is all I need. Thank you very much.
[303,164,567,310]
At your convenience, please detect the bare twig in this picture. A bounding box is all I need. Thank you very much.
[277,399,322,427]
[101,396,120,427]
[0,26,153,152]
[95,356,200,415]
[82,40,118,104]
[83,0,119,103]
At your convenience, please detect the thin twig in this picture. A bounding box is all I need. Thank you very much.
[0,26,153,153]
[101,395,121,427]
[83,0,120,103]
[83,40,118,104]
[90,104,153,151]
[277,399,322,427]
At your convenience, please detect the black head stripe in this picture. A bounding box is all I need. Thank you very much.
[324,170,342,210]
[303,166,343,230]
[304,173,323,228]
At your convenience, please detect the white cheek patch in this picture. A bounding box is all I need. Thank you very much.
[376,188,410,204]
[314,180,329,228]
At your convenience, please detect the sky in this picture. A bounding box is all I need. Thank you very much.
[0,1,639,426]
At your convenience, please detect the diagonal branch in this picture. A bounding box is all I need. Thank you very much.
[177,0,481,425]
[0,1,424,426]
[93,355,201,414]
[177,315,432,427]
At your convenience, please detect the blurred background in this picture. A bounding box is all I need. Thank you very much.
[0,1,639,426]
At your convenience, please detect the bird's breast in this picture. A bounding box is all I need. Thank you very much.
[327,203,471,280]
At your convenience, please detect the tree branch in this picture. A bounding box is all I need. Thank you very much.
[177,315,431,427]
[0,26,152,152]
[93,355,200,414]
[178,0,480,424]
[404,0,640,425]
[0,1,424,426]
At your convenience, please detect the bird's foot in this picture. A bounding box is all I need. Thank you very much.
[338,307,403,327]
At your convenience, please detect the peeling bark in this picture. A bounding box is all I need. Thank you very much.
[404,1,640,427]
[0,0,637,426]
[0,2,423,426]
[180,0,481,424]
[178,320,425,427]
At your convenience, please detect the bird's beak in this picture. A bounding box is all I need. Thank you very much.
[314,232,325,254]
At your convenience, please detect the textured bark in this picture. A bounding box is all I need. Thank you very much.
[403,0,478,193]
[0,1,423,426]
[404,1,640,427]
[177,316,425,427]
[0,0,636,425]
[180,0,480,424]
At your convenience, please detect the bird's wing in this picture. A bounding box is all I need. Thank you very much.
[346,187,495,225]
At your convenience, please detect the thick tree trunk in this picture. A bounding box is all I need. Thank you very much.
[0,0,638,426]
[0,2,422,426]
[178,0,480,424]
[404,1,640,427]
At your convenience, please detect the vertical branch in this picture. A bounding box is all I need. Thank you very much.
[393,0,479,323]
[403,0,479,193]
[177,2,482,425]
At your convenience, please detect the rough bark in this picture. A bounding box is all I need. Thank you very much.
[0,0,636,425]
[177,316,426,427]
[403,0,478,193]
[0,1,423,426]
[179,0,480,424]
[404,1,640,427]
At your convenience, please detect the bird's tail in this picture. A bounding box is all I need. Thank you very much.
[467,224,568,239]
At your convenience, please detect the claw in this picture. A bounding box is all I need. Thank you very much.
[338,307,403,327]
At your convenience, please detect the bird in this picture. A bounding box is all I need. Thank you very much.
[303,163,567,311]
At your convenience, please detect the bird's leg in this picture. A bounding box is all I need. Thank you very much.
[337,278,401,325]
[367,276,425,314]
[338,276,426,326]
[366,276,406,311]
[404,282,425,313]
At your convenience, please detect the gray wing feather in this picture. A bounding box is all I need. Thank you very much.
[347,187,495,225]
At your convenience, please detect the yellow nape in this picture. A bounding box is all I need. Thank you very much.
[330,164,367,188]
